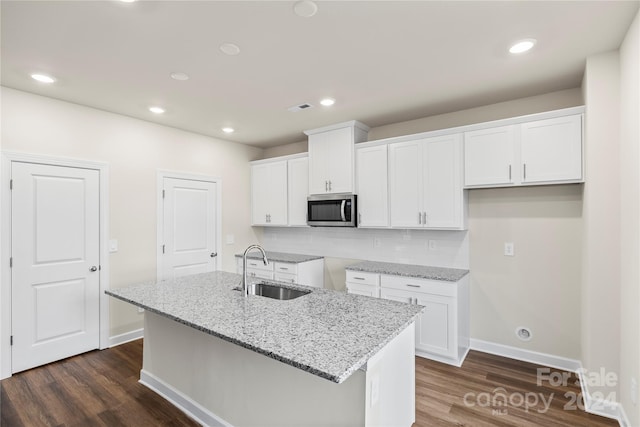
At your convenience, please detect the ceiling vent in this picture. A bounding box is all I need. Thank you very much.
[288,103,314,112]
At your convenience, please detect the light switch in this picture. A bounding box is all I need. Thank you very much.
[504,242,515,256]
[226,234,235,245]
[109,239,118,253]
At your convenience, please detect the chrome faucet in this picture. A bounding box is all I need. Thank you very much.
[242,244,269,297]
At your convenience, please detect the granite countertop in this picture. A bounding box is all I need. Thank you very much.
[235,251,323,264]
[346,261,469,282]
[106,271,422,384]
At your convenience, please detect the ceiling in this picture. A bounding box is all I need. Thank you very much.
[2,1,638,148]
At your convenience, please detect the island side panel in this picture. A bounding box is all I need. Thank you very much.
[141,312,367,427]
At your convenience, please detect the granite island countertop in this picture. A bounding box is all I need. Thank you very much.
[235,251,323,264]
[106,271,423,384]
[346,261,469,282]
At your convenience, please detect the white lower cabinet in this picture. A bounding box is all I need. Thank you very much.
[347,269,469,366]
[237,257,324,288]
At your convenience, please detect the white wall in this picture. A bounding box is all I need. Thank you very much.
[619,9,640,426]
[0,87,263,337]
[581,51,622,400]
[262,227,469,290]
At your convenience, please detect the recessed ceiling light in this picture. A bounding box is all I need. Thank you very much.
[120,0,137,3]
[170,72,190,81]
[220,43,240,56]
[149,106,165,114]
[293,0,318,17]
[222,127,235,134]
[31,73,56,84]
[320,98,335,107]
[509,39,537,54]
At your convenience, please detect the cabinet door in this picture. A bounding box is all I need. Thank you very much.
[268,161,288,225]
[308,131,330,195]
[414,293,456,359]
[288,157,309,226]
[389,140,423,228]
[520,115,582,183]
[347,282,380,298]
[356,145,388,227]
[251,161,287,226]
[325,127,354,193]
[251,163,270,225]
[464,125,516,187]
[423,134,464,229]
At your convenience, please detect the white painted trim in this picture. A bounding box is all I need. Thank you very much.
[250,152,307,165]
[156,170,223,282]
[576,363,626,425]
[108,328,144,348]
[0,151,110,379]
[470,338,582,373]
[416,346,470,368]
[140,369,231,427]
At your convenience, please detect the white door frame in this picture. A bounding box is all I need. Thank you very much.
[0,151,110,379]
[156,170,222,281]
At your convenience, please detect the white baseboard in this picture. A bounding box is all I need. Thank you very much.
[416,346,470,367]
[108,328,144,347]
[139,369,231,427]
[470,338,582,372]
[577,364,627,426]
[470,338,623,426]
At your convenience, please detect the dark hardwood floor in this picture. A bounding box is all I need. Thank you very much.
[2,340,619,426]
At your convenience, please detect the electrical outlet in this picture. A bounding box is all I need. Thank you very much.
[226,234,235,245]
[373,237,381,248]
[428,240,437,251]
[109,239,118,253]
[504,242,515,256]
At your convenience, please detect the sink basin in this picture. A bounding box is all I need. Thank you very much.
[238,282,311,301]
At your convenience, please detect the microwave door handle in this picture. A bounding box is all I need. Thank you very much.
[340,200,346,222]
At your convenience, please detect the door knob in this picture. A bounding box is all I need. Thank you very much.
[210,252,217,258]
[90,266,98,272]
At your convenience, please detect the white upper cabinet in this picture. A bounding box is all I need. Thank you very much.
[464,112,583,188]
[355,144,388,227]
[306,121,369,195]
[464,125,516,187]
[389,134,465,230]
[287,156,309,226]
[251,160,288,226]
[520,115,582,184]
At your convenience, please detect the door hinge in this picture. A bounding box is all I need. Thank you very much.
[162,244,165,254]
[9,257,12,268]
[10,336,13,346]
[9,179,13,190]
[162,189,165,198]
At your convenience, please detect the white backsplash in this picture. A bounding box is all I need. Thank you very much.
[261,227,469,269]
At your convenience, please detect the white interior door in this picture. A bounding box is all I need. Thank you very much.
[161,177,218,280]
[11,162,100,373]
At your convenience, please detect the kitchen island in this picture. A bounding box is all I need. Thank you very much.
[106,271,423,427]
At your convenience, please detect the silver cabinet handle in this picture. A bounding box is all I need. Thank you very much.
[406,284,420,288]
[523,163,527,180]
[509,164,512,181]
[418,212,422,225]
[328,180,332,191]
[358,213,362,225]
[210,252,217,258]
[279,267,289,271]
[353,277,365,280]
[325,181,328,192]
[422,212,427,225]
[90,266,98,272]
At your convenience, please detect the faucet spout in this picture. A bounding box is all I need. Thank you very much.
[242,244,269,297]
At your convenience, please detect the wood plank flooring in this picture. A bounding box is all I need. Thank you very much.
[2,340,619,426]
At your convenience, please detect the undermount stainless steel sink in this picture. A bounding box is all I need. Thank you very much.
[236,282,310,301]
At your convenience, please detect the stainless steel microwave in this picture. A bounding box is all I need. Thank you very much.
[307,193,357,227]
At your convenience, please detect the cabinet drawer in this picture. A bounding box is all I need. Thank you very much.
[380,274,457,297]
[346,282,380,298]
[274,271,297,284]
[247,269,274,280]
[245,259,273,272]
[274,262,298,275]
[346,271,380,286]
